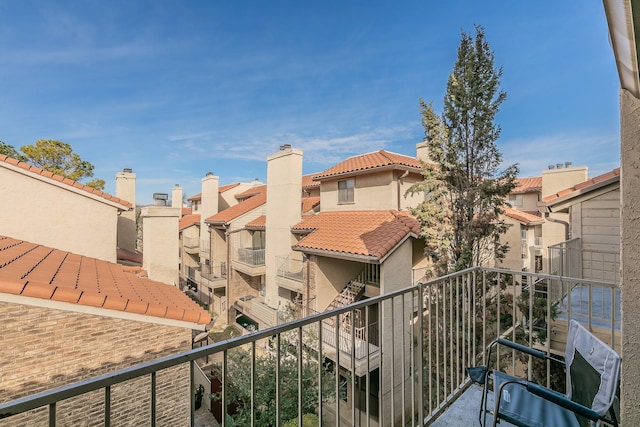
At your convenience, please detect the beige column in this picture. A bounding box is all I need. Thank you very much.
[115,168,137,252]
[141,206,181,285]
[621,88,640,424]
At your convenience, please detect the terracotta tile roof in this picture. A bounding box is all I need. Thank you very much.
[302,173,321,189]
[503,207,544,225]
[512,177,542,194]
[0,235,210,325]
[181,207,192,216]
[543,168,621,205]
[246,215,266,230]
[206,191,267,225]
[292,210,420,260]
[0,155,132,209]
[219,183,241,193]
[236,184,267,200]
[313,150,422,181]
[179,214,201,231]
[188,193,201,202]
[302,196,320,213]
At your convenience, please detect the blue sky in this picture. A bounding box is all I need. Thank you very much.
[0,1,620,204]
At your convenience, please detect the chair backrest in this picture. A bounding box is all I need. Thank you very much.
[564,319,621,417]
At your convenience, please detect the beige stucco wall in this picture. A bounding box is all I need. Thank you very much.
[320,170,424,211]
[115,170,137,252]
[311,256,364,311]
[0,165,121,262]
[541,166,588,199]
[620,88,640,425]
[141,206,180,285]
[0,300,192,427]
[265,147,302,308]
[378,238,414,425]
[320,171,424,212]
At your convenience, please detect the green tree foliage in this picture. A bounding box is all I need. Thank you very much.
[409,25,518,275]
[20,139,105,190]
[212,341,334,427]
[0,141,27,162]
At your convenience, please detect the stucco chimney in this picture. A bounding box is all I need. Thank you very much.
[541,164,588,199]
[140,205,181,285]
[264,145,303,308]
[115,168,137,252]
[171,185,183,209]
[200,172,220,261]
[416,141,432,163]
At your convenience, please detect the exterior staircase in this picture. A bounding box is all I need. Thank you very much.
[326,280,366,330]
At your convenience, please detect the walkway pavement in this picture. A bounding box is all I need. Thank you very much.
[194,406,219,427]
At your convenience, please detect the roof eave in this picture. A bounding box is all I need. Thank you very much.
[313,164,422,182]
[545,176,620,211]
[291,246,380,264]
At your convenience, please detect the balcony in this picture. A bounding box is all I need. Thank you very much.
[183,236,200,254]
[275,255,304,292]
[232,247,265,276]
[0,267,620,426]
[200,263,226,289]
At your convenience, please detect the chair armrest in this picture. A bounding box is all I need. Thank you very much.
[526,382,601,422]
[494,338,546,360]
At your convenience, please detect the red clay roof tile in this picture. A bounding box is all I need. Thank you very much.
[512,177,542,194]
[292,210,420,260]
[22,282,56,299]
[543,168,620,204]
[246,215,266,229]
[313,150,421,181]
[207,191,266,224]
[0,235,210,325]
[503,207,544,225]
[179,214,201,231]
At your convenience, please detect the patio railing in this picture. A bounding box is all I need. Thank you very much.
[0,267,620,426]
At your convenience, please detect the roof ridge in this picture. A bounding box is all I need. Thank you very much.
[0,154,131,209]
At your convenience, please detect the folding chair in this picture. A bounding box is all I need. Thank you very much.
[467,320,620,426]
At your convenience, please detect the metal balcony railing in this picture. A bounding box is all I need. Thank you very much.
[186,266,199,281]
[200,263,227,282]
[276,255,304,282]
[235,247,265,266]
[0,267,621,427]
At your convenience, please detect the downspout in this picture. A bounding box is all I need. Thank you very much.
[544,209,570,241]
[397,170,410,210]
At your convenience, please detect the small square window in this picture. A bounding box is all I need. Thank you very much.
[338,179,354,204]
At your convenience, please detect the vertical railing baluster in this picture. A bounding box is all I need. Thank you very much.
[318,320,323,427]
[190,360,195,427]
[49,402,56,427]
[335,314,340,427]
[151,371,156,427]
[298,326,303,427]
[378,302,384,424]
[390,297,396,425]
[276,334,281,427]
[365,304,371,427]
[222,350,227,427]
[418,284,425,424]
[104,385,110,427]
[401,293,406,427]
[350,309,356,427]
[251,341,256,427]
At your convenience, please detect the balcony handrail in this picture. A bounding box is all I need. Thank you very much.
[0,266,621,425]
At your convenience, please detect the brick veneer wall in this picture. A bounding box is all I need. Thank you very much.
[0,301,194,426]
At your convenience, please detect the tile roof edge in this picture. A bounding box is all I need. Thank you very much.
[0,287,209,329]
[0,155,131,210]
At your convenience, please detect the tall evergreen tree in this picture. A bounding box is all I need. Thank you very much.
[411,25,518,275]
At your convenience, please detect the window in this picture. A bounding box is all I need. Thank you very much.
[338,179,355,204]
[509,194,523,207]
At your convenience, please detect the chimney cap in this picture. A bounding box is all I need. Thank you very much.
[123,168,133,173]
[565,161,572,168]
[548,165,556,169]
[205,171,214,177]
[153,193,168,200]
[279,144,292,151]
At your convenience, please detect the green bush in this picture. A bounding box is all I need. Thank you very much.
[283,413,319,427]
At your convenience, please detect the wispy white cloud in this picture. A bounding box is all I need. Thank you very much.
[500,132,620,177]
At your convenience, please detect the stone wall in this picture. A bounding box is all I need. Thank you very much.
[0,301,193,426]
